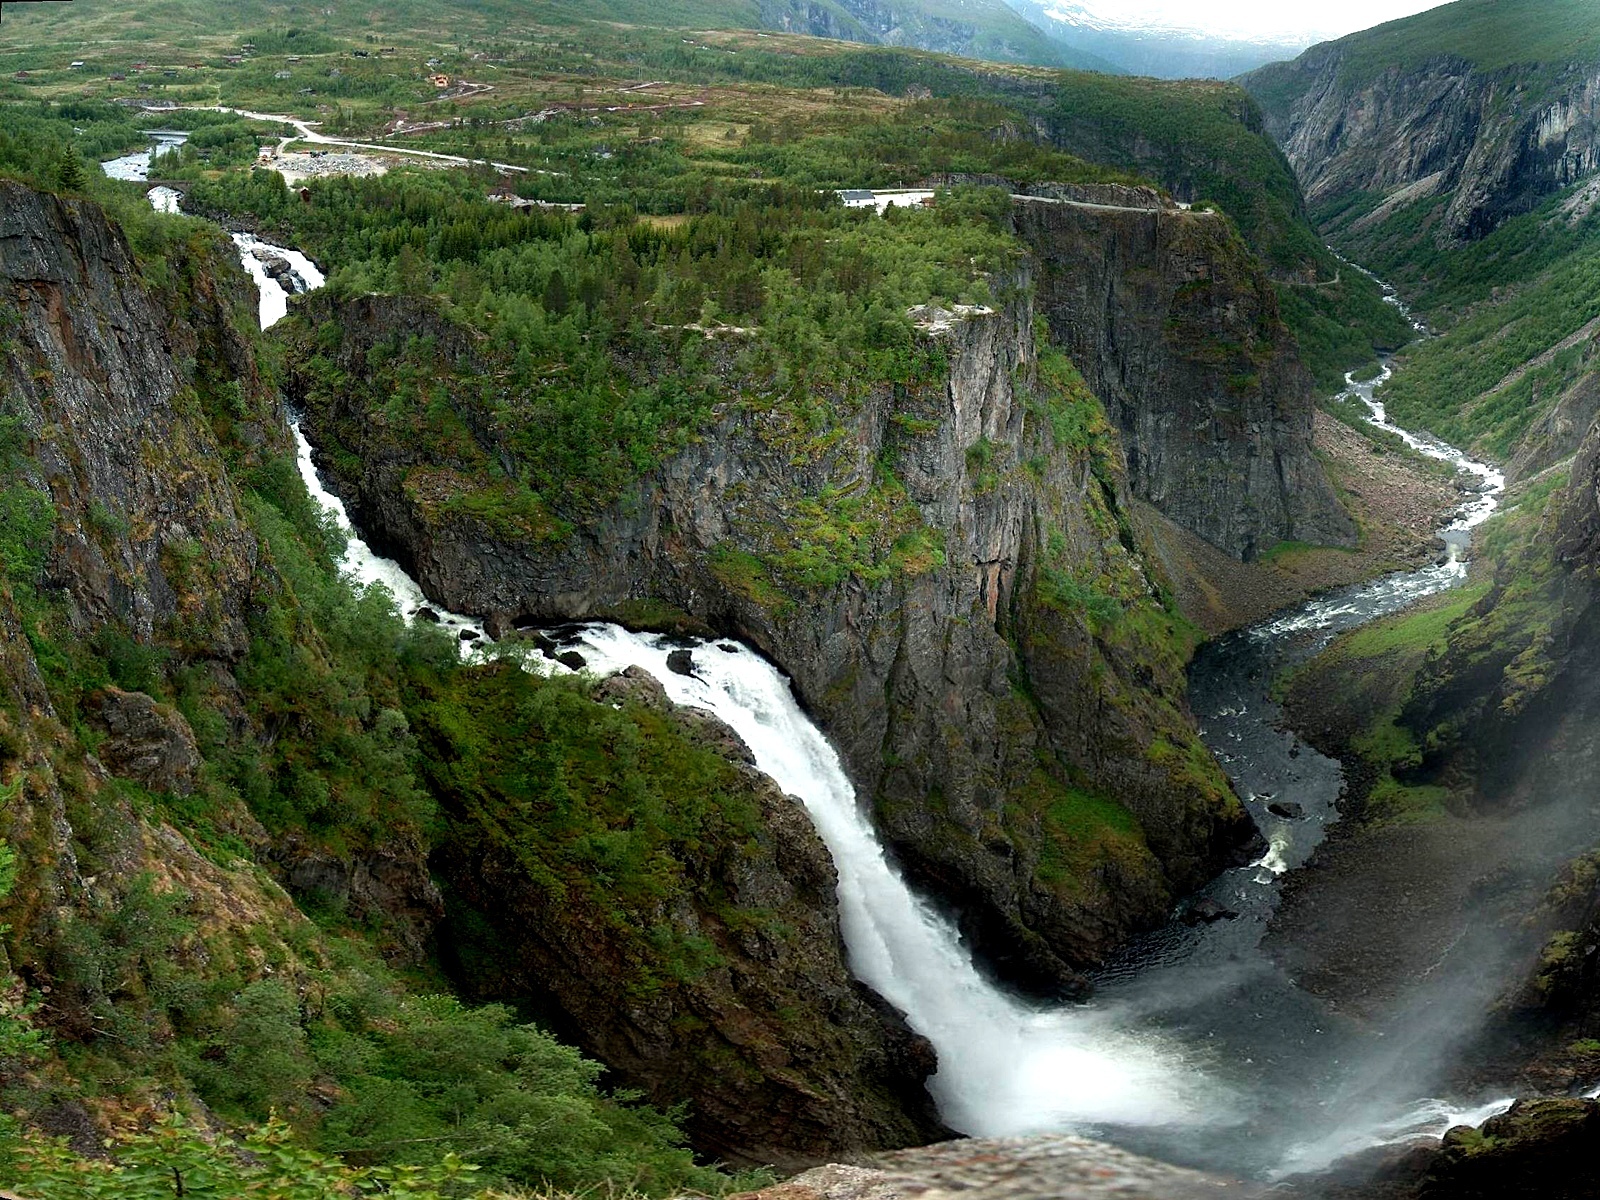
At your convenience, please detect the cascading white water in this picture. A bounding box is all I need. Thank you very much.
[197,196,1226,1139]
[538,625,1227,1136]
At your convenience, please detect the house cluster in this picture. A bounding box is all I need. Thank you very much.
[837,188,938,214]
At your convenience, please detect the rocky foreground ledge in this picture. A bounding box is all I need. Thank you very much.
[731,1136,1265,1200]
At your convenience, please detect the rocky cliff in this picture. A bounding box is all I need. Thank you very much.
[290,221,1271,999]
[1243,3,1600,243]
[1013,194,1355,559]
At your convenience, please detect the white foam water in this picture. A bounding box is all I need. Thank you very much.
[1277,1095,1515,1178]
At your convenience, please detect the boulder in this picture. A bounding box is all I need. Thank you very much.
[91,688,201,796]
[1182,897,1240,925]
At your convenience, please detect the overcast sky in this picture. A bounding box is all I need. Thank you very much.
[1061,0,1455,44]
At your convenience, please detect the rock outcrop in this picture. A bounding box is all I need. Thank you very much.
[1013,194,1355,559]
[434,665,945,1167]
[89,688,202,796]
[731,1134,1267,1199]
[1244,31,1600,242]
[292,246,1264,999]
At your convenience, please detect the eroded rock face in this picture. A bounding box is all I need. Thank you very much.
[90,688,202,796]
[293,272,1260,1000]
[434,666,947,1167]
[1013,196,1354,560]
[0,180,273,654]
[1244,49,1600,242]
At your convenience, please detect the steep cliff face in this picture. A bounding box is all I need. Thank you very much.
[1244,7,1600,243]
[0,181,267,655]
[292,247,1262,998]
[1014,194,1355,559]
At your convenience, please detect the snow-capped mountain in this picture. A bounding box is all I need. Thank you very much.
[1006,0,1316,78]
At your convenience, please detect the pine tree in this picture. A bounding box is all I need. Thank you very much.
[56,145,87,192]
[542,268,569,316]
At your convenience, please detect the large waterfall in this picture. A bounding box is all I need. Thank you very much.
[162,169,1527,1177]
[232,225,1220,1137]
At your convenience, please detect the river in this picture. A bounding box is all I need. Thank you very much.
[118,164,1532,1182]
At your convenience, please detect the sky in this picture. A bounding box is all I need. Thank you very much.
[1056,0,1455,44]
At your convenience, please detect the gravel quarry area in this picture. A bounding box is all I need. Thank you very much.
[264,150,391,184]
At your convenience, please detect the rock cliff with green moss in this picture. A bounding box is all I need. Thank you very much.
[286,191,1297,997]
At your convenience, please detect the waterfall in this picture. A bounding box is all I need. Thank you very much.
[198,196,1523,1177]
[544,626,1225,1136]
[215,227,1224,1140]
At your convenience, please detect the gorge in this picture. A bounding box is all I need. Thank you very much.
[238,176,1534,1186]
[12,1,1600,1195]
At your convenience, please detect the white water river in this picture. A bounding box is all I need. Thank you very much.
[114,165,1534,1178]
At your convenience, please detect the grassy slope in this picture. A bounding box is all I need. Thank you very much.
[1330,0,1600,81]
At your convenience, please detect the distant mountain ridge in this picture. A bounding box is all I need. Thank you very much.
[754,0,1119,69]
[1003,0,1306,79]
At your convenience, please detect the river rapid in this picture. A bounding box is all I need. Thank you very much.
[121,164,1533,1183]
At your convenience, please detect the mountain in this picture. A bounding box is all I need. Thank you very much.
[1006,0,1308,80]
[755,0,1118,68]
[1242,0,1600,243]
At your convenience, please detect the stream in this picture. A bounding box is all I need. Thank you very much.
[120,163,1532,1182]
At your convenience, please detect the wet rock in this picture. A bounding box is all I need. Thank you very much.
[90,688,202,796]
[732,1134,1267,1200]
[594,664,669,709]
[414,606,440,623]
[666,648,695,676]
[459,629,476,641]
[719,643,739,653]
[557,650,586,671]
[1384,1098,1600,1199]
[1182,897,1240,925]
[1268,801,1306,820]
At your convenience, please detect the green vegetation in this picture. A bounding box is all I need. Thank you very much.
[1319,0,1600,83]
[1375,223,1600,456]
[232,170,1016,542]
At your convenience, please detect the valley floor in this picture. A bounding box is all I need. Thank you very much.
[1148,409,1462,635]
